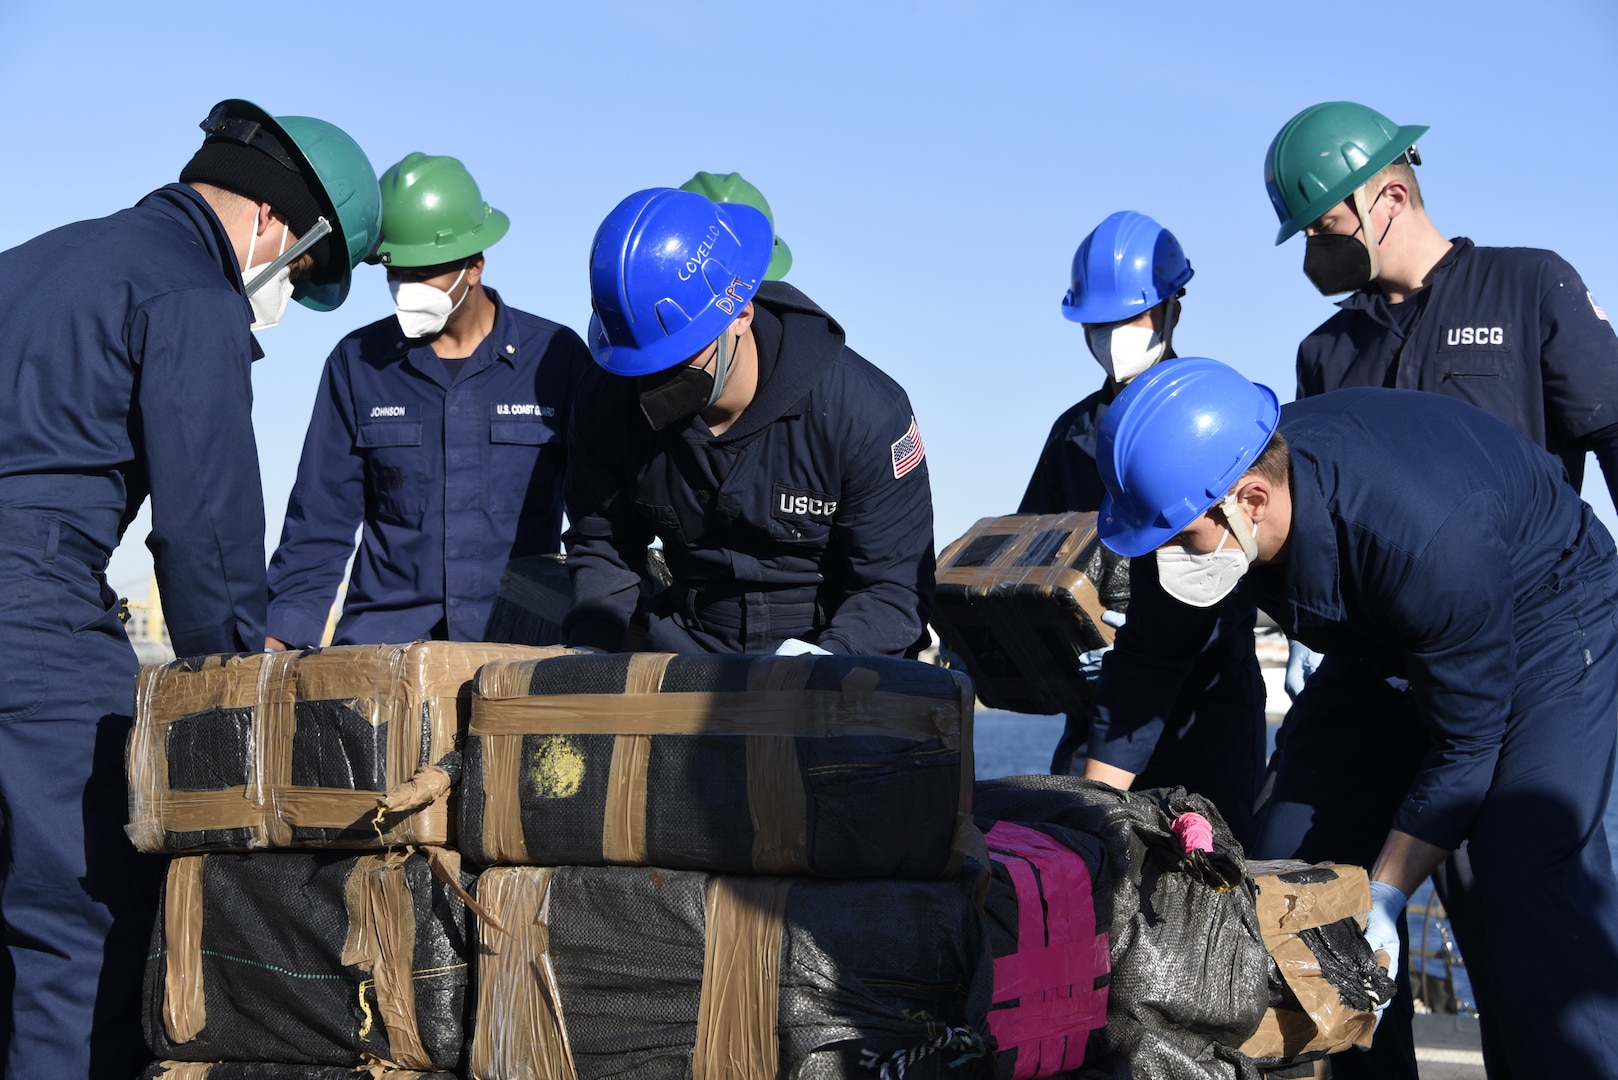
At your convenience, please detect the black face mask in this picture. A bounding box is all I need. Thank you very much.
[637,365,715,431]
[1302,232,1374,295]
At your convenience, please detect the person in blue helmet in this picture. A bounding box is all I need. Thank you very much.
[1019,211,1266,844]
[564,188,934,656]
[0,100,379,1079]
[264,154,593,649]
[1085,359,1618,1079]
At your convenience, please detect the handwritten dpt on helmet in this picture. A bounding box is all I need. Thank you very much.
[1061,211,1193,324]
[1264,101,1428,245]
[586,187,774,376]
[1095,357,1280,557]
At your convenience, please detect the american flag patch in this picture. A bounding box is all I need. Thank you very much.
[1592,292,1608,322]
[891,416,926,479]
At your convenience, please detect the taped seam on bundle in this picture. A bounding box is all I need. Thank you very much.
[163,855,208,1043]
[694,876,790,1080]
[472,867,579,1080]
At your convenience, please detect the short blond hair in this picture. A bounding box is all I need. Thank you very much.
[1362,160,1424,212]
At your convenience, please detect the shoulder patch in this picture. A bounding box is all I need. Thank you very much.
[891,416,926,479]
[1592,291,1609,322]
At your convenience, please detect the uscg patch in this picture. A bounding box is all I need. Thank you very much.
[1437,324,1513,352]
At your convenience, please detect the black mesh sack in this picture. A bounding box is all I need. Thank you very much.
[142,1063,455,1079]
[144,850,471,1071]
[973,776,1271,1080]
[471,864,995,1078]
[461,652,974,878]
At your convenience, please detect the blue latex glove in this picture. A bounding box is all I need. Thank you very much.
[1284,639,1323,700]
[775,638,831,656]
[1079,610,1127,681]
[1365,880,1407,1026]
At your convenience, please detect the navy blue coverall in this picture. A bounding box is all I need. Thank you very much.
[266,289,592,647]
[1093,389,1618,1078]
[0,184,268,1078]
[1292,237,1618,1077]
[563,281,935,656]
[1022,382,1266,843]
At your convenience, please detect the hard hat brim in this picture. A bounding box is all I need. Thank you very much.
[376,207,510,268]
[1271,123,1429,245]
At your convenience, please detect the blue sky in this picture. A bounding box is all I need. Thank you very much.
[2,1,1614,598]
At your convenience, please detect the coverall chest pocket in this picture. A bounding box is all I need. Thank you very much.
[356,419,426,522]
[767,485,838,549]
[488,416,558,513]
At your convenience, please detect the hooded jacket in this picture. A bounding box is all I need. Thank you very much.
[563,281,935,656]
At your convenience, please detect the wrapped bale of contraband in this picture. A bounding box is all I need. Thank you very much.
[142,1063,455,1079]
[930,513,1130,714]
[127,642,573,852]
[144,850,471,1072]
[470,864,994,1080]
[461,651,976,878]
[973,776,1271,1080]
[1239,861,1395,1066]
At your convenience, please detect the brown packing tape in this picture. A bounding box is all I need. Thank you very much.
[600,654,669,864]
[342,853,432,1070]
[163,855,209,1044]
[693,876,790,1080]
[148,1064,215,1079]
[256,650,302,847]
[478,728,529,865]
[471,867,579,1080]
[745,657,814,874]
[471,688,962,744]
[382,764,454,813]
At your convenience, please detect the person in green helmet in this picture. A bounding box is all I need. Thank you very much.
[679,171,794,280]
[1260,100,1618,1080]
[264,153,593,649]
[0,98,379,1079]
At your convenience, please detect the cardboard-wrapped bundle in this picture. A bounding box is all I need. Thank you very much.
[470,864,993,1079]
[973,776,1271,1080]
[144,850,471,1072]
[1240,861,1394,1066]
[461,651,975,878]
[931,513,1129,714]
[127,642,572,852]
[142,1063,455,1079]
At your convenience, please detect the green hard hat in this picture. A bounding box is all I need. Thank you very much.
[679,171,792,279]
[373,153,510,268]
[1264,101,1428,245]
[200,101,383,311]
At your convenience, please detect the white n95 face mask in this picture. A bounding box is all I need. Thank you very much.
[1086,316,1172,385]
[1155,495,1259,607]
[390,267,470,339]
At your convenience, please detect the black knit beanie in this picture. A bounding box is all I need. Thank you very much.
[181,137,332,274]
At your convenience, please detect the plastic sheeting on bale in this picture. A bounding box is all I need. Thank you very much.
[128,642,572,852]
[973,776,1272,1080]
[144,850,471,1072]
[461,651,977,878]
[142,1062,456,1079]
[931,513,1131,715]
[469,864,994,1080]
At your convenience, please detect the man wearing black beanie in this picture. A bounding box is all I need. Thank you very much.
[0,99,379,1079]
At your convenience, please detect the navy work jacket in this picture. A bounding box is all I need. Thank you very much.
[1297,238,1618,496]
[1092,388,1617,850]
[0,183,266,655]
[563,281,935,656]
[266,290,592,647]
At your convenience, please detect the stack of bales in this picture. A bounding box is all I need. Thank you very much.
[458,650,994,1078]
[128,642,572,1079]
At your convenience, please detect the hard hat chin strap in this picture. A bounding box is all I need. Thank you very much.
[246,215,332,295]
[704,325,734,410]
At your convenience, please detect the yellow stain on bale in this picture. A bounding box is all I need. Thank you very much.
[527,735,586,798]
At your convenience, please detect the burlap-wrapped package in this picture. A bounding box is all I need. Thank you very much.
[144,850,472,1072]
[128,642,572,851]
[460,651,976,878]
[931,513,1128,714]
[142,1062,455,1079]
[469,864,993,1079]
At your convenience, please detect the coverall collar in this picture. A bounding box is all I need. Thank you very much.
[1333,237,1474,329]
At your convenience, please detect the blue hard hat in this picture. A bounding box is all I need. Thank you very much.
[1096,357,1280,557]
[1061,211,1193,325]
[587,188,774,376]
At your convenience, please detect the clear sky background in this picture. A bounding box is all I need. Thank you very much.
[1,1,1614,600]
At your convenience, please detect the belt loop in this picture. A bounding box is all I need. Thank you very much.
[44,521,60,563]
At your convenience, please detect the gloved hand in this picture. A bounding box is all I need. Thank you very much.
[1365,880,1407,1027]
[1284,639,1323,700]
[1079,610,1127,682]
[775,638,831,656]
